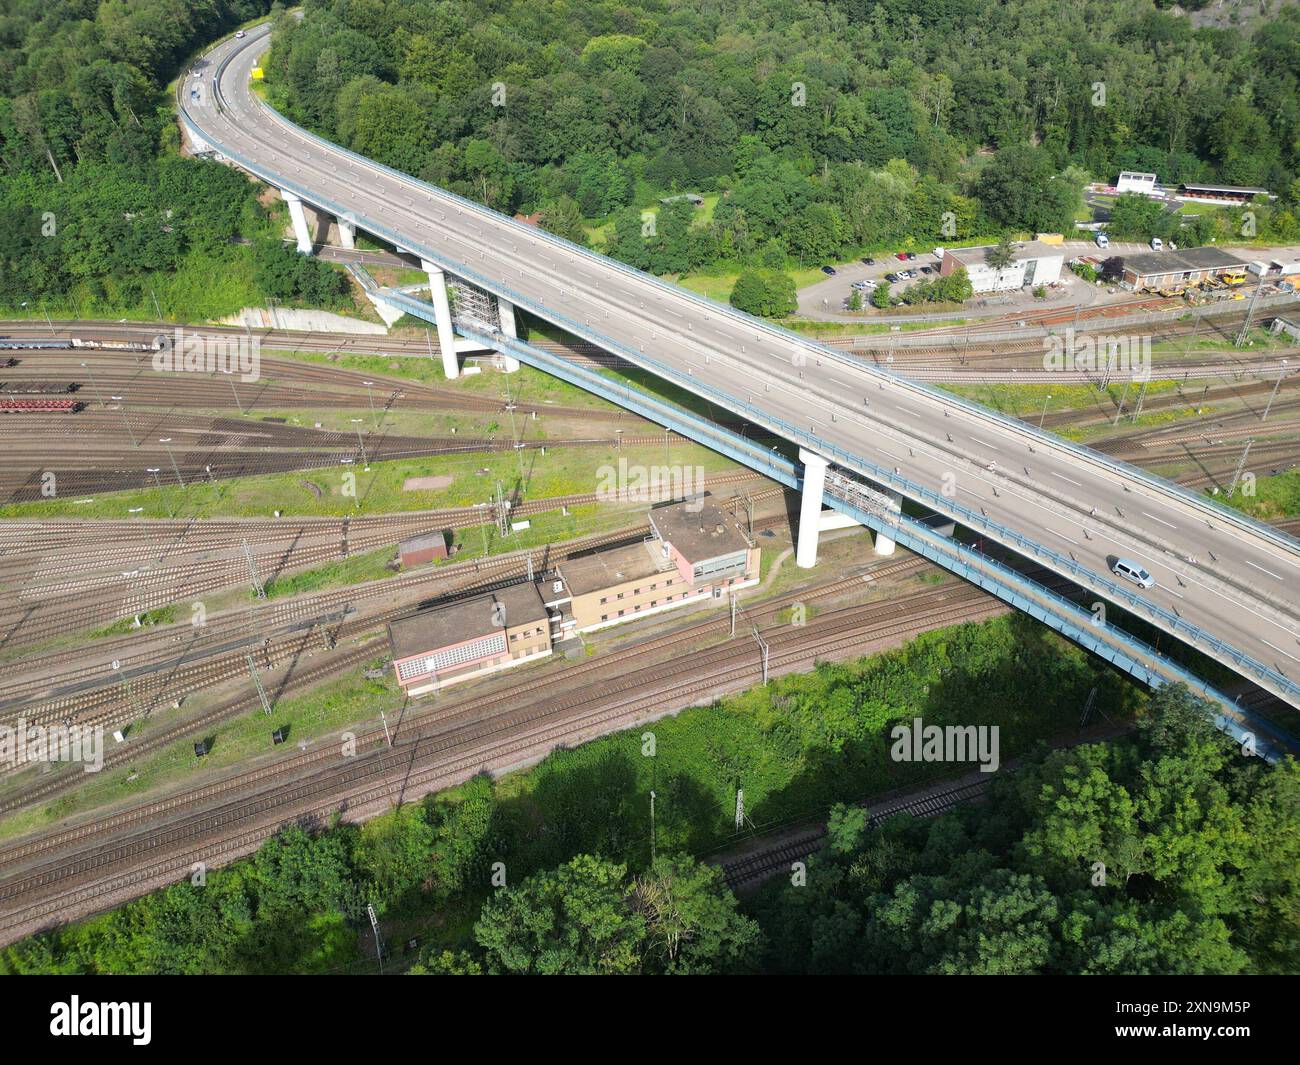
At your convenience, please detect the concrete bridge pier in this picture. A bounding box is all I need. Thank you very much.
[421,259,459,379]
[337,215,356,250]
[281,190,313,254]
[496,298,521,373]
[873,489,903,556]
[797,448,829,569]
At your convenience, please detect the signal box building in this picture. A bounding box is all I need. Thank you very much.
[388,581,553,695]
[647,498,760,598]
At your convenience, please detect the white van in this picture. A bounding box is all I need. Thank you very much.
[1150,236,1163,251]
[1111,557,1155,589]
[1095,232,1109,249]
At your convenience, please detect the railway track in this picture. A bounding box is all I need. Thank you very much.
[719,777,993,892]
[0,579,1002,943]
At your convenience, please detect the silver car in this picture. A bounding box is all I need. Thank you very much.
[1111,557,1155,589]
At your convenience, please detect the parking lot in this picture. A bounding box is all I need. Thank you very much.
[794,239,1294,322]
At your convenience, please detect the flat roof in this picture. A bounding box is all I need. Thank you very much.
[399,531,446,552]
[648,497,750,563]
[1178,183,1269,195]
[388,581,546,659]
[1122,247,1250,277]
[944,241,1065,268]
[559,541,666,597]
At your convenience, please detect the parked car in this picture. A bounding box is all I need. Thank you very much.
[884,273,900,283]
[1110,557,1155,589]
[1150,237,1163,251]
[905,252,917,260]
[933,247,945,258]
[851,279,877,291]
[1095,232,1110,249]
[861,257,875,265]
[821,265,837,275]
[920,265,934,274]
[895,252,909,260]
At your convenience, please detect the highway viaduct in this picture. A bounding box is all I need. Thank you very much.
[179,22,1300,758]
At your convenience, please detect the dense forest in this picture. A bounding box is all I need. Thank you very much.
[3,617,1296,975]
[265,0,1300,279]
[0,0,345,317]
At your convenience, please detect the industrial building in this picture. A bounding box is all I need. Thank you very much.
[939,241,1064,293]
[1175,182,1272,206]
[387,497,761,692]
[388,582,556,695]
[1118,247,1252,292]
[560,496,760,633]
[647,497,760,598]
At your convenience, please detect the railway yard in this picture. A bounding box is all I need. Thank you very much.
[1,303,1299,950]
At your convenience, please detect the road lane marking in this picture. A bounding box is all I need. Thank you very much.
[1141,511,1178,530]
[1244,559,1284,581]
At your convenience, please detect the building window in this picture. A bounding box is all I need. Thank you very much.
[618,609,625,617]
[617,592,624,599]
[600,596,607,604]
[600,614,607,622]
[651,600,657,607]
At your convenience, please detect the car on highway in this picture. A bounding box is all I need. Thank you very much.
[1110,557,1156,589]
[821,265,837,275]
[235,30,246,38]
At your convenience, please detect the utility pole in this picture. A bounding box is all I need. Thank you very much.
[246,654,272,715]
[110,396,139,447]
[146,468,173,518]
[242,538,266,598]
[1131,381,1148,421]
[351,419,369,469]
[734,786,744,831]
[1038,392,1052,428]
[649,789,657,865]
[730,593,737,638]
[79,361,106,409]
[1261,360,1290,423]
[1228,439,1254,499]
[367,904,384,974]
[158,438,184,488]
[752,625,769,685]
[221,369,244,415]
[379,706,393,748]
[1112,380,1131,425]
[1234,277,1266,348]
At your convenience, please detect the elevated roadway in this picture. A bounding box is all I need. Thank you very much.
[179,24,1300,722]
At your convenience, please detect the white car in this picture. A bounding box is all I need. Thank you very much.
[1150,236,1163,251]
[1111,557,1155,589]
[235,30,246,38]
[1095,233,1110,249]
